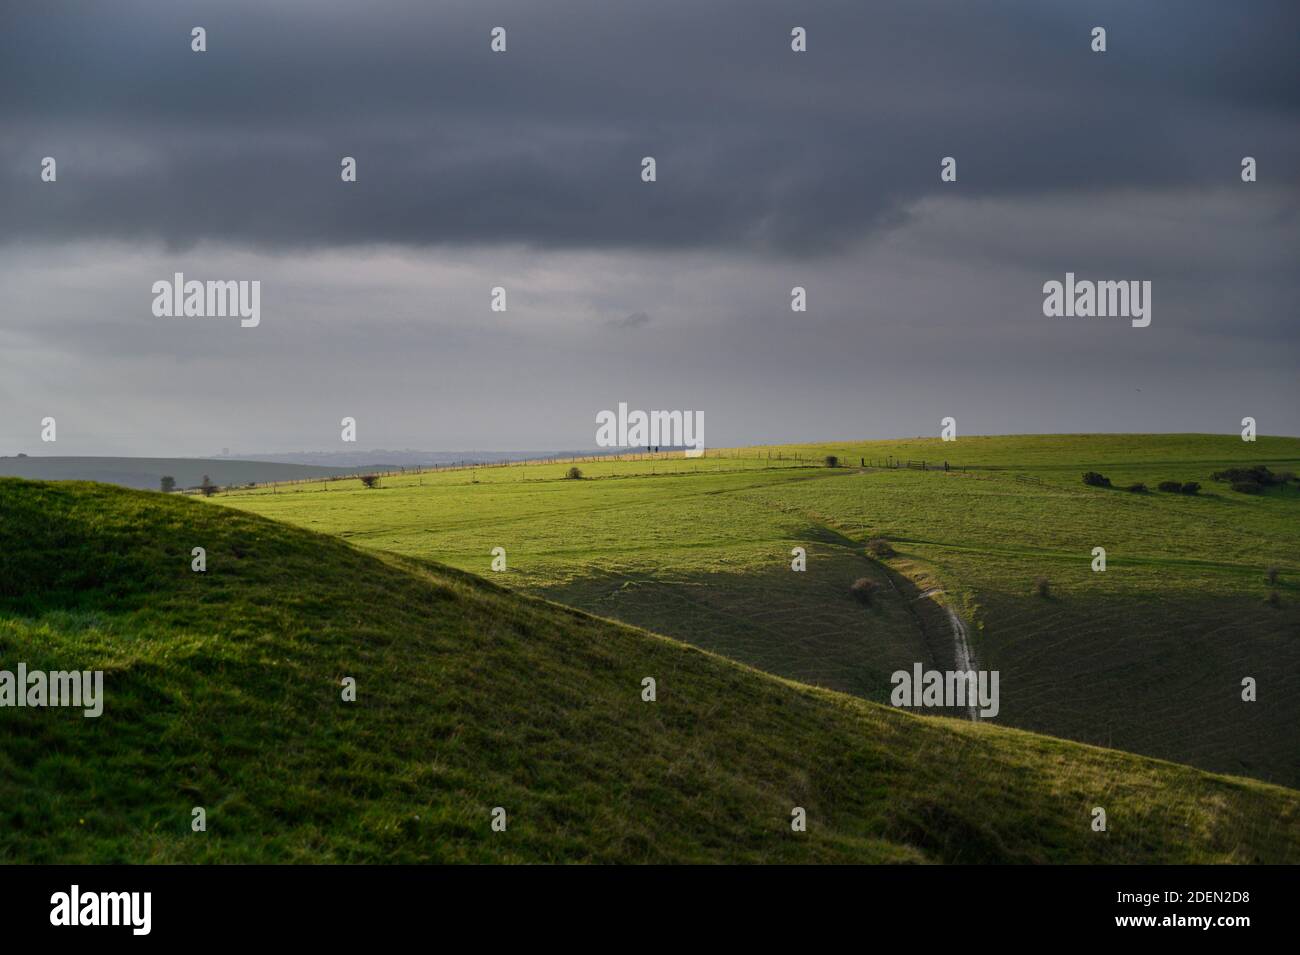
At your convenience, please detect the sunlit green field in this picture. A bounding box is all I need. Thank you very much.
[217,434,1300,788]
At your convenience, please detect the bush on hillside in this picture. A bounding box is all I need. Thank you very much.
[1266,590,1281,608]
[1126,482,1148,493]
[1180,482,1201,495]
[1034,576,1051,598]
[866,538,895,558]
[1213,465,1285,490]
[566,466,583,480]
[1266,566,1280,585]
[824,455,839,468]
[1157,480,1182,493]
[850,577,878,606]
[1082,471,1111,488]
[359,475,380,489]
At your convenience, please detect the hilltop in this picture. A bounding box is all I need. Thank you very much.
[0,477,1296,863]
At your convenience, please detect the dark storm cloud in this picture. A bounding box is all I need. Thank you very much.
[2,0,1297,254]
[1,0,1297,456]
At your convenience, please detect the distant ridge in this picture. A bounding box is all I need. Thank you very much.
[0,449,640,490]
[235,448,628,468]
[0,456,365,491]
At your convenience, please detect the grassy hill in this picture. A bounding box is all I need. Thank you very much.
[216,434,1300,790]
[0,480,1294,862]
[1,477,1298,863]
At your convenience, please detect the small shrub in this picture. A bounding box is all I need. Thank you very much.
[1157,480,1182,493]
[1179,482,1200,495]
[1266,590,1281,608]
[849,577,878,606]
[1081,471,1111,488]
[866,538,895,558]
[359,475,381,489]
[1211,465,1284,488]
[1034,576,1051,598]
[159,475,176,493]
[566,466,583,480]
[1231,480,1262,495]
[199,475,217,497]
[1266,566,1280,585]
[1125,482,1148,494]
[824,455,839,468]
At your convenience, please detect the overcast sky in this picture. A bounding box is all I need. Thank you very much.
[1,0,1296,456]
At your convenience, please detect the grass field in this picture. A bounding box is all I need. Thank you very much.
[2,477,1297,863]
[216,434,1300,789]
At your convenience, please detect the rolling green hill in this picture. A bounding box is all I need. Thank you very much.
[217,434,1300,790]
[0,478,1296,863]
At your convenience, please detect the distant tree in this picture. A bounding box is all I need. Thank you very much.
[1125,482,1148,493]
[1035,576,1051,598]
[160,475,176,493]
[1157,480,1182,493]
[824,455,839,468]
[566,466,583,480]
[200,475,217,497]
[1081,471,1111,488]
[359,475,380,489]
[1179,482,1201,495]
